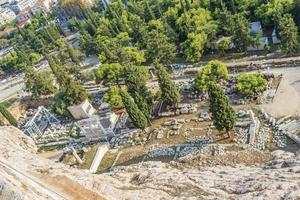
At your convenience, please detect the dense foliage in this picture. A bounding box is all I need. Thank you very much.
[236,73,268,96]
[120,89,148,129]
[155,62,180,107]
[194,60,229,92]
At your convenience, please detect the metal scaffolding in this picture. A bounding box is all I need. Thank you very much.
[23,106,60,139]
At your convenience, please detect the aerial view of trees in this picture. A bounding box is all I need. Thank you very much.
[1,0,300,127]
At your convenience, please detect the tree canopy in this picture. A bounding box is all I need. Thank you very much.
[194,60,229,92]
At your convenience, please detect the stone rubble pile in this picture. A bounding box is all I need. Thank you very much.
[178,146,209,157]
[272,130,288,148]
[147,147,175,158]
[187,136,214,145]
[235,127,249,145]
[110,135,133,148]
[255,126,271,150]
[210,144,225,156]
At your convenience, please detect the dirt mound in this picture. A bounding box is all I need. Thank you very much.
[0,126,300,200]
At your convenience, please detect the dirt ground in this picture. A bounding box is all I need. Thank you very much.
[32,174,105,200]
[261,77,300,118]
[260,67,300,118]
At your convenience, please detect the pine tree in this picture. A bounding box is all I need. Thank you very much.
[45,54,88,106]
[155,62,180,108]
[0,104,17,126]
[208,83,236,136]
[120,90,148,129]
[24,67,56,97]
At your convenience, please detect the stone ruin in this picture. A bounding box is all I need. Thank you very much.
[146,136,221,159]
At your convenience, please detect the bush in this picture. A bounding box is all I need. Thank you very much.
[49,92,70,116]
[236,73,267,96]
[103,87,124,110]
[194,60,229,92]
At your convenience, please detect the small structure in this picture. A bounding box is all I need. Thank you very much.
[68,99,96,120]
[23,106,60,139]
[247,22,269,51]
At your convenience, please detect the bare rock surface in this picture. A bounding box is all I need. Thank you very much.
[0,126,300,200]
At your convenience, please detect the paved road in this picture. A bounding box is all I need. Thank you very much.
[0,82,24,102]
[0,159,67,199]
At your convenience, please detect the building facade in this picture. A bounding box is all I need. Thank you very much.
[0,7,16,25]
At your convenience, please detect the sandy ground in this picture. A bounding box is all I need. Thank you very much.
[261,67,300,118]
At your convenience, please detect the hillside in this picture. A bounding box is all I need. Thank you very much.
[0,126,300,200]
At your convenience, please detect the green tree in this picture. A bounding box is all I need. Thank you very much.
[155,62,180,108]
[67,17,80,32]
[46,55,89,106]
[229,14,257,52]
[0,104,17,126]
[217,37,232,55]
[277,14,299,53]
[103,86,124,110]
[194,60,229,92]
[176,8,217,40]
[79,31,96,55]
[95,63,124,86]
[120,90,148,129]
[25,69,57,97]
[208,83,236,135]
[236,73,267,96]
[50,92,70,116]
[181,32,207,62]
[256,0,294,26]
[67,44,83,65]
[63,78,89,105]
[142,20,176,64]
[124,65,153,118]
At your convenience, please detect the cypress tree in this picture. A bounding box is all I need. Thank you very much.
[67,44,81,65]
[155,63,180,108]
[120,90,148,129]
[0,105,17,126]
[208,83,236,136]
[124,65,153,118]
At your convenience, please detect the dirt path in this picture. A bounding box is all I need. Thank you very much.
[261,77,300,118]
[34,174,105,200]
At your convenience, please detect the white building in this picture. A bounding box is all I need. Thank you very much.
[68,99,96,120]
[10,0,36,14]
[247,21,269,51]
[31,0,55,14]
[16,7,32,22]
[0,7,16,25]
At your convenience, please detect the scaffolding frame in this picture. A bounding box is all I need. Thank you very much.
[23,106,60,139]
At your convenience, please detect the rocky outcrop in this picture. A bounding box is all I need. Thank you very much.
[0,126,300,200]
